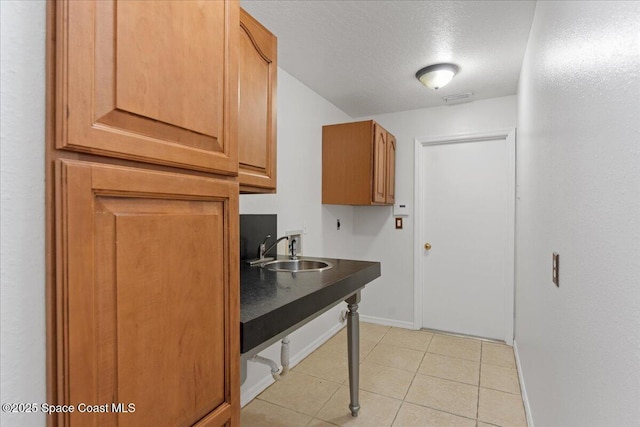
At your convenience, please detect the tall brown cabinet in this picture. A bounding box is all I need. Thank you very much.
[47,1,243,425]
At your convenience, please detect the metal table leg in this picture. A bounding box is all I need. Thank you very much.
[346,291,361,417]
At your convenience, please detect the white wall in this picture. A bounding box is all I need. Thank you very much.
[515,2,640,426]
[0,1,47,426]
[354,96,517,326]
[240,68,355,260]
[239,68,355,403]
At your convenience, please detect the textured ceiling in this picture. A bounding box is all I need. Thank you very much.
[241,0,536,117]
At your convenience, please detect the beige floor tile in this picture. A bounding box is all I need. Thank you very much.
[320,330,377,362]
[427,334,481,362]
[405,374,478,419]
[380,328,434,352]
[307,419,338,427]
[328,328,348,342]
[480,364,520,394]
[258,371,341,416]
[241,399,312,427]
[478,388,527,427]
[295,346,349,383]
[391,402,476,427]
[360,322,391,343]
[251,330,530,427]
[482,342,516,368]
[364,343,425,372]
[316,385,401,426]
[358,360,414,400]
[418,353,480,385]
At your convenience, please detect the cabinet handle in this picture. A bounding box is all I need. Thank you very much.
[424,243,432,251]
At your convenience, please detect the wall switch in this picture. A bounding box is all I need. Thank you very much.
[395,217,403,229]
[552,252,559,287]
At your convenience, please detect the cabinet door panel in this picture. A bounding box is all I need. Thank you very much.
[238,9,277,190]
[372,124,387,203]
[386,133,396,204]
[56,160,239,427]
[56,0,238,174]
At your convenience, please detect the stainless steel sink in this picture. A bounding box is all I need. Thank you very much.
[261,259,333,272]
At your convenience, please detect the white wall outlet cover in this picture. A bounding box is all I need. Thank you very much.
[285,229,304,236]
[393,203,410,217]
[285,232,302,256]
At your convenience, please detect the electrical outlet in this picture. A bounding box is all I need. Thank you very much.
[339,309,347,323]
[552,252,559,287]
[286,233,302,257]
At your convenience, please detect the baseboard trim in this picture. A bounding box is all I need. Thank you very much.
[514,340,534,427]
[240,321,345,407]
[359,314,416,330]
[240,374,274,408]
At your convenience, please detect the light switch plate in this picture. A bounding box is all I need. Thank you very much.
[552,252,559,287]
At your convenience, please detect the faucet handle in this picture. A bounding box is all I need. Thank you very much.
[259,234,272,259]
[289,238,297,260]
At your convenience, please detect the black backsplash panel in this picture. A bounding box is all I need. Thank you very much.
[240,214,277,261]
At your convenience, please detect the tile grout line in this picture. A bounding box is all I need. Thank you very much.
[426,350,481,363]
[253,396,318,421]
[414,371,479,388]
[421,328,508,345]
[394,399,482,424]
[400,336,431,402]
[477,341,484,423]
[312,375,347,419]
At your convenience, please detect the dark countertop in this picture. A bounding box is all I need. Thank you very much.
[240,256,381,354]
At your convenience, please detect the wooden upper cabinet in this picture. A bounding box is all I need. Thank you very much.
[54,160,239,427]
[54,0,239,174]
[238,8,277,192]
[372,123,387,204]
[386,133,396,204]
[322,120,396,205]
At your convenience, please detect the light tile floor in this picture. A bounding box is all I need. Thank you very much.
[241,323,527,427]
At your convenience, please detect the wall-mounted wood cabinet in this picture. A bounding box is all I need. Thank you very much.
[54,0,238,175]
[48,1,241,426]
[238,8,277,193]
[322,120,396,205]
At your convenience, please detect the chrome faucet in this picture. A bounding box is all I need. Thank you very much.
[248,234,290,266]
[258,234,272,260]
[264,235,289,257]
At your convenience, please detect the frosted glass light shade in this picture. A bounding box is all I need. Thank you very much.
[416,64,459,89]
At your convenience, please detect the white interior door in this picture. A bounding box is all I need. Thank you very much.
[417,131,515,342]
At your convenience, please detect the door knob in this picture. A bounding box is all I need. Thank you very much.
[424,242,432,251]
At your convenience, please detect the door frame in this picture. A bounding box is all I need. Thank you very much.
[413,129,516,344]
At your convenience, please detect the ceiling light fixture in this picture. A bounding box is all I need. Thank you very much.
[415,63,460,90]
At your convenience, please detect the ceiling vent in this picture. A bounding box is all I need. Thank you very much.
[442,92,473,104]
